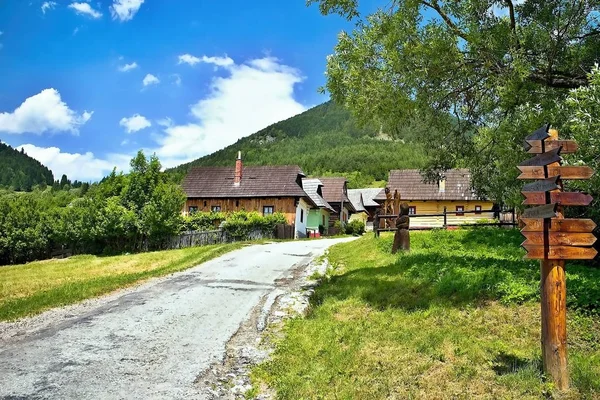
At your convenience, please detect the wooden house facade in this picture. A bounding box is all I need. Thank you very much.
[318,177,356,227]
[374,169,495,228]
[182,154,315,237]
[302,178,335,236]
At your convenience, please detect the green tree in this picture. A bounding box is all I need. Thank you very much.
[310,0,599,204]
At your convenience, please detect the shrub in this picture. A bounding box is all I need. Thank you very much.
[182,211,225,232]
[345,220,365,236]
[222,211,286,240]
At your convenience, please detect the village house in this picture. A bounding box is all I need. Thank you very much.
[348,188,382,229]
[181,153,315,238]
[301,178,335,237]
[318,177,356,228]
[374,169,495,228]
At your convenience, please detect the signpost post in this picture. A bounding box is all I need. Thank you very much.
[518,125,597,390]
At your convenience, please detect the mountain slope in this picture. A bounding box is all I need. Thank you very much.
[169,102,428,188]
[0,142,54,191]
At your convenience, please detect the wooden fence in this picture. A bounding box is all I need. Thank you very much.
[374,208,517,237]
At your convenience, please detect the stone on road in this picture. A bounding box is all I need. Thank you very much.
[0,238,352,399]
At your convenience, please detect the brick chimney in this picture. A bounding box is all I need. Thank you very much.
[234,151,242,186]
[438,177,446,193]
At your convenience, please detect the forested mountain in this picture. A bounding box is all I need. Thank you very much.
[168,102,429,188]
[0,142,54,191]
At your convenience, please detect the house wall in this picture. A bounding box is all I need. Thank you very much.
[349,211,368,225]
[295,198,311,238]
[402,200,495,228]
[307,209,330,234]
[328,203,351,227]
[184,197,298,225]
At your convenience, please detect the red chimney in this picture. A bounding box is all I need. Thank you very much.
[234,151,242,186]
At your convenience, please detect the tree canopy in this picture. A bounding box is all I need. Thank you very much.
[310,0,600,204]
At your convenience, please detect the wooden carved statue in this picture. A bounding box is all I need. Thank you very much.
[392,202,410,254]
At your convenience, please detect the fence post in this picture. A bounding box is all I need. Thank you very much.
[512,208,516,226]
[443,207,447,229]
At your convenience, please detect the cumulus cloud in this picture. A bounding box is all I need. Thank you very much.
[41,1,57,14]
[171,74,182,86]
[142,74,159,86]
[68,2,103,19]
[110,0,144,22]
[118,62,138,72]
[119,114,151,133]
[178,54,201,66]
[17,144,131,181]
[201,55,235,67]
[0,89,93,135]
[152,56,306,167]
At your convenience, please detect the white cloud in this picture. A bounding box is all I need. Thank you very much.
[142,74,159,86]
[68,2,103,19]
[201,55,235,67]
[17,144,131,181]
[110,0,144,22]
[171,74,182,86]
[178,54,201,66]
[152,56,306,167]
[41,1,57,14]
[118,62,138,72]
[73,27,80,35]
[119,113,151,133]
[489,0,525,17]
[0,89,93,135]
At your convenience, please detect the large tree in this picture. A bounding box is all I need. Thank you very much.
[310,0,600,205]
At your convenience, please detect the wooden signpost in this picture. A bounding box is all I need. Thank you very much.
[518,125,597,390]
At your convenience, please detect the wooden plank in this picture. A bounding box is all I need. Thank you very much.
[522,176,560,193]
[521,218,597,233]
[519,148,562,167]
[527,140,579,154]
[518,166,594,180]
[522,192,593,206]
[523,244,598,260]
[522,232,597,246]
[525,124,551,142]
[522,204,557,219]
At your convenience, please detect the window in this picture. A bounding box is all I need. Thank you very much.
[322,215,326,226]
[300,209,304,223]
[189,206,198,214]
[211,205,221,213]
[408,206,416,215]
[263,206,274,216]
[456,206,464,216]
[475,205,482,215]
[236,200,240,207]
[203,201,207,207]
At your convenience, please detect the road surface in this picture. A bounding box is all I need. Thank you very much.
[0,238,352,399]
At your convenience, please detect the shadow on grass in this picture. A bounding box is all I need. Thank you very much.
[492,351,542,376]
[312,251,538,312]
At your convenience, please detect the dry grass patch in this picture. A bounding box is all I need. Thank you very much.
[0,243,242,320]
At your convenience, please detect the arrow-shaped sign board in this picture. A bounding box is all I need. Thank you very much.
[525,124,551,142]
[523,192,593,206]
[519,148,562,167]
[527,140,579,154]
[522,232,597,247]
[521,218,597,233]
[522,176,560,193]
[523,244,598,260]
[522,204,557,219]
[518,166,594,180]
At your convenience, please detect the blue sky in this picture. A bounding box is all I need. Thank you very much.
[0,0,375,181]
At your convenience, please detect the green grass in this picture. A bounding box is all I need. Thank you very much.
[252,229,600,399]
[0,243,243,321]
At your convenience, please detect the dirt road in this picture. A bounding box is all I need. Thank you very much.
[0,238,352,399]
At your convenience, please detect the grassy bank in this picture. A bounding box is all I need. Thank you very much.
[252,229,600,399]
[0,243,243,321]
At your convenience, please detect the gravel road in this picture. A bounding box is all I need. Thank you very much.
[0,238,353,400]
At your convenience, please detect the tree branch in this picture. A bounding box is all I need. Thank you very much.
[528,71,589,89]
[503,0,520,48]
[421,0,469,41]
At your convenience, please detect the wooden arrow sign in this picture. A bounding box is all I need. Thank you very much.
[523,192,593,206]
[521,218,597,233]
[522,204,557,219]
[522,176,560,193]
[527,140,579,154]
[523,244,598,260]
[525,124,551,142]
[522,232,597,246]
[518,166,594,180]
[519,148,562,167]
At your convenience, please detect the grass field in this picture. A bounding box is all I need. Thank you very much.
[251,229,600,399]
[0,243,242,321]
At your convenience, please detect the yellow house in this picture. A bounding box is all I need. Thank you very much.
[374,169,496,229]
